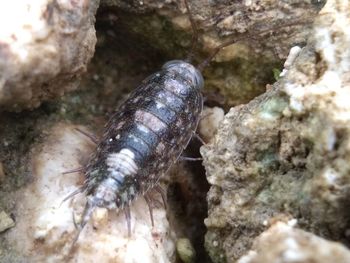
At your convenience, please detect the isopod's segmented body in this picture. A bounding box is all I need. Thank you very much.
[75,60,204,237]
[65,0,304,243]
[64,0,312,245]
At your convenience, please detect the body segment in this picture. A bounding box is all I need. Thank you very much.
[74,60,203,238]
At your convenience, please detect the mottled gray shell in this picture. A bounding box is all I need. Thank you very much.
[84,60,203,210]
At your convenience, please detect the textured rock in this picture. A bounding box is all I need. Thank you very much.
[238,222,350,263]
[198,106,225,143]
[5,123,175,263]
[0,0,98,111]
[0,24,199,261]
[201,0,350,262]
[0,211,15,233]
[0,0,333,262]
[100,0,323,107]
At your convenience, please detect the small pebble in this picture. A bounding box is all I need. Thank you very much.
[198,106,225,142]
[0,211,15,233]
[176,238,196,263]
[92,207,108,229]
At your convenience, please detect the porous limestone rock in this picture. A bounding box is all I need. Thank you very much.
[198,106,225,143]
[0,0,98,111]
[0,211,15,233]
[201,0,350,262]
[100,0,324,107]
[238,222,350,263]
[0,24,188,262]
[5,123,175,263]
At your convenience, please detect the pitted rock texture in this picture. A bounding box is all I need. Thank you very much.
[0,25,201,262]
[0,0,98,111]
[100,0,324,107]
[201,0,350,262]
[198,106,225,143]
[5,123,175,263]
[238,222,350,263]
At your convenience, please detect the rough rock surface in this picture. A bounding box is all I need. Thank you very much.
[0,0,98,111]
[6,123,175,263]
[0,22,182,262]
[100,0,324,107]
[0,211,15,233]
[238,222,350,263]
[198,106,225,143]
[201,0,350,262]
[0,0,335,262]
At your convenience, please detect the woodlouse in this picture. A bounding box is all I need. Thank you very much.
[69,60,204,241]
[64,0,206,243]
[63,0,310,245]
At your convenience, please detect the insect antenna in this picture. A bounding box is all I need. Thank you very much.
[184,0,199,63]
[75,128,99,144]
[179,156,203,161]
[197,18,313,71]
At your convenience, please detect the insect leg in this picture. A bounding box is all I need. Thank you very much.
[179,156,203,162]
[192,131,206,145]
[75,128,99,144]
[143,195,154,227]
[72,211,79,230]
[124,205,132,237]
[62,166,85,175]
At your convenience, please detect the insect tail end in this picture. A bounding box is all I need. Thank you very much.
[59,187,84,208]
[69,199,96,251]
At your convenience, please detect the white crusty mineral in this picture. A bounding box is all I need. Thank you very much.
[0,0,98,111]
[238,222,350,263]
[198,106,225,143]
[6,123,175,263]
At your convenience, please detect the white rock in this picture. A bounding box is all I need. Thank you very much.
[6,123,175,263]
